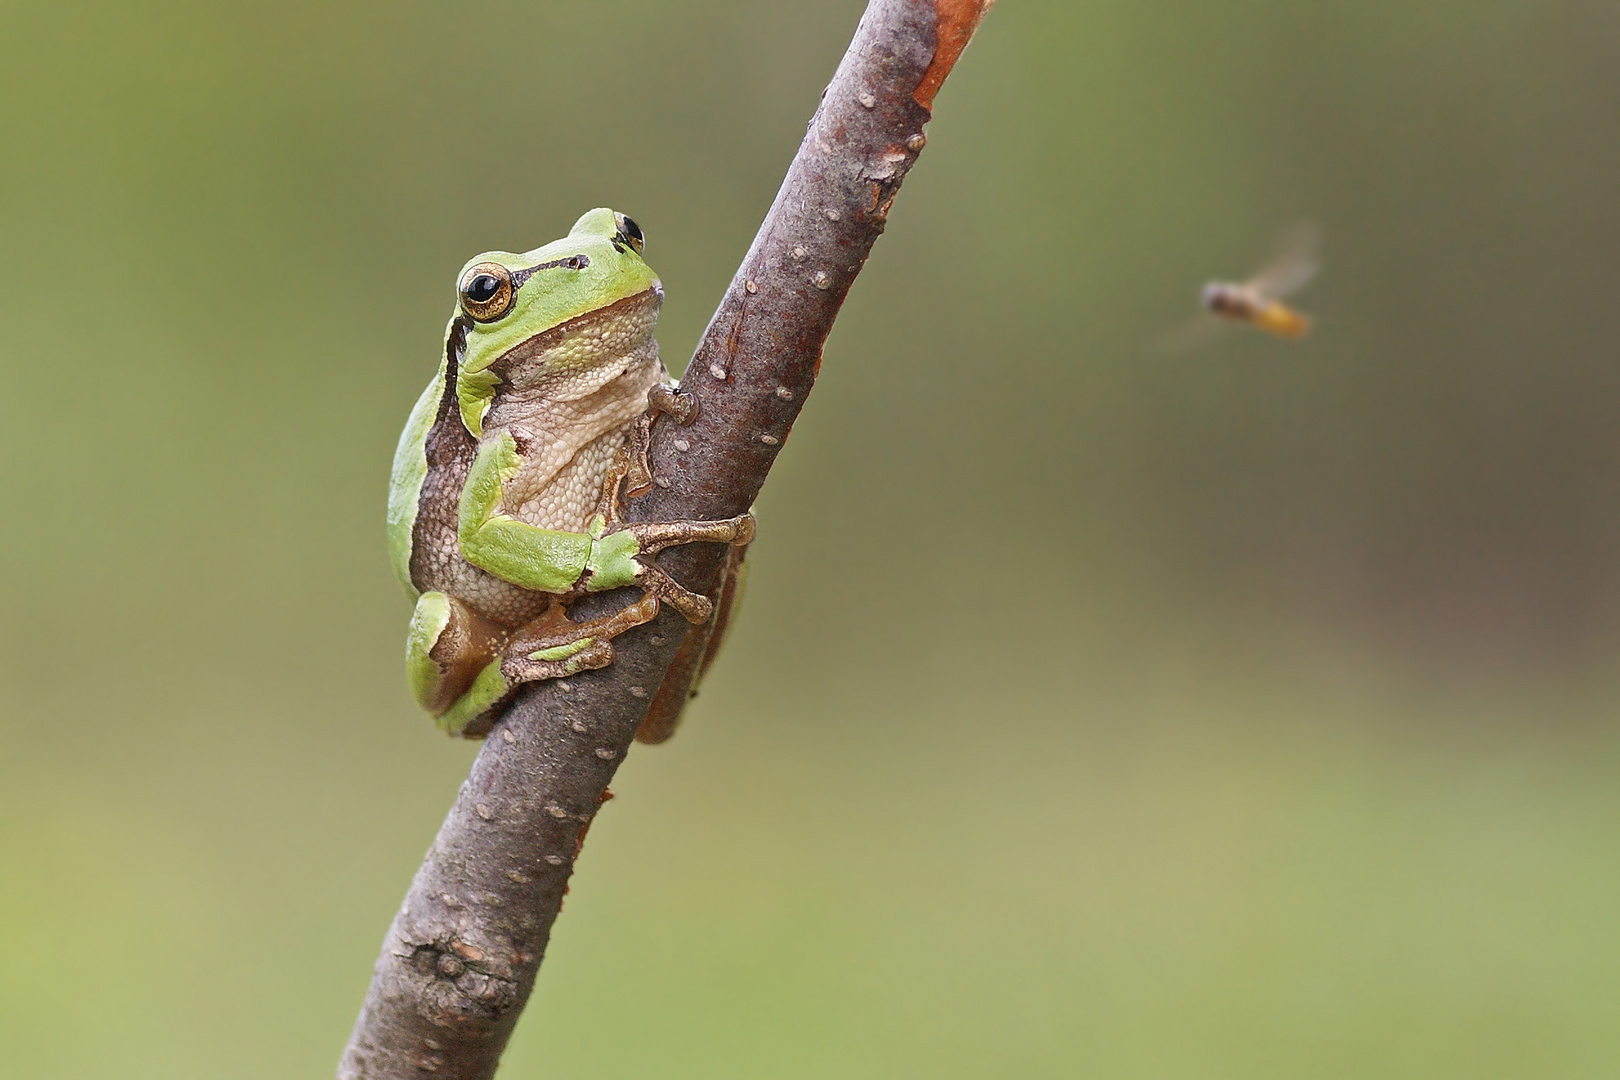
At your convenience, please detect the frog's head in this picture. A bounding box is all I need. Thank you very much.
[453,207,661,382]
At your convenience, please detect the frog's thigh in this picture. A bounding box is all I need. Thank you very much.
[406,592,511,735]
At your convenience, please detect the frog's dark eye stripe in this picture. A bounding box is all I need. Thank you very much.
[613,213,645,255]
[458,262,514,323]
[508,253,590,290]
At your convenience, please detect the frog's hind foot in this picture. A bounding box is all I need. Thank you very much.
[500,636,616,684]
[500,594,660,684]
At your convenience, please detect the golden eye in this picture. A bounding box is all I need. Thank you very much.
[614,213,645,255]
[458,262,514,322]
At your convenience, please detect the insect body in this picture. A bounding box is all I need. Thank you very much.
[1198,223,1320,340]
[1200,280,1312,338]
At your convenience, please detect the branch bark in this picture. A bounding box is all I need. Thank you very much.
[338,2,993,1075]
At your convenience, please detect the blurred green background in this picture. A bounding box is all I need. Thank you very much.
[3,0,1619,1076]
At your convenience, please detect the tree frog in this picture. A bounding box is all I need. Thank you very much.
[387,208,753,739]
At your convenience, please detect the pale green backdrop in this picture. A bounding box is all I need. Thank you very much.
[3,1,1619,1076]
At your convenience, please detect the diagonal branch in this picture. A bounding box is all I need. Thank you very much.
[338,2,993,1076]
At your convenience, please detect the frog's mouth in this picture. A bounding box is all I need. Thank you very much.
[496,287,663,373]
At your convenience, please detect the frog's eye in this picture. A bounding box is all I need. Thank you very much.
[614,213,645,255]
[458,262,515,323]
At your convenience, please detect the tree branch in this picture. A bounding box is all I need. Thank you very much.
[338,2,993,1075]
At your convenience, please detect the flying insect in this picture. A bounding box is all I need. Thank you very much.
[1200,223,1320,338]
[1154,224,1321,353]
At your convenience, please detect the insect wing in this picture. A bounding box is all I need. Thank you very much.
[1247,221,1321,300]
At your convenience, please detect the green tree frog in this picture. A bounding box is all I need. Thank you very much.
[387,208,753,738]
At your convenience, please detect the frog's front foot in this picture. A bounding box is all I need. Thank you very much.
[647,383,699,425]
[623,384,698,495]
[620,513,757,624]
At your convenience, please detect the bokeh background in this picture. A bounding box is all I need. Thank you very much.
[4,1,1619,1076]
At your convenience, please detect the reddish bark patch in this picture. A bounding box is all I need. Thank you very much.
[572,787,615,861]
[914,0,994,109]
